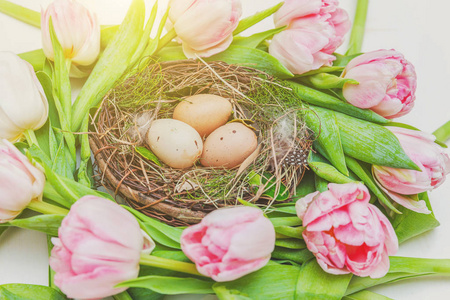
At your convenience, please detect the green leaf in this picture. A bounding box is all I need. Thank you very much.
[116,276,214,295]
[293,171,316,199]
[296,259,352,300]
[0,0,41,28]
[315,173,329,193]
[3,214,64,236]
[156,46,187,61]
[71,0,146,132]
[344,156,400,213]
[343,290,393,300]
[304,108,348,175]
[213,284,252,300]
[295,66,345,77]
[232,26,285,49]
[18,49,46,72]
[333,53,362,67]
[213,264,300,299]
[233,2,283,35]
[272,248,314,264]
[35,71,60,129]
[303,73,358,89]
[275,238,306,249]
[315,106,419,170]
[269,216,301,227]
[284,81,389,124]
[308,152,355,185]
[0,284,67,300]
[123,206,183,249]
[346,256,450,295]
[392,192,440,243]
[206,45,294,79]
[135,146,162,166]
[274,225,304,238]
[247,171,289,201]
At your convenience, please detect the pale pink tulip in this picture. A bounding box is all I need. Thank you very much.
[296,183,398,278]
[0,140,45,223]
[168,0,242,58]
[0,52,48,141]
[342,50,417,119]
[269,0,350,74]
[41,0,100,66]
[180,206,275,282]
[373,127,450,213]
[50,196,155,300]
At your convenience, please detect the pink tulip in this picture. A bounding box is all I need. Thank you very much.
[342,50,417,119]
[180,206,275,282]
[50,196,155,300]
[296,183,398,278]
[0,52,49,141]
[168,0,242,58]
[0,140,45,223]
[373,127,450,213]
[41,0,100,66]
[269,0,350,75]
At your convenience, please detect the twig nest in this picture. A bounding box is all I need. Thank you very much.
[173,94,232,138]
[200,122,258,168]
[146,119,203,169]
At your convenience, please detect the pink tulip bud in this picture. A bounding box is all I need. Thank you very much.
[0,52,49,141]
[269,0,350,75]
[168,0,242,58]
[180,206,275,282]
[41,0,100,66]
[373,127,450,212]
[296,183,398,278]
[50,196,155,300]
[0,140,45,223]
[342,50,417,119]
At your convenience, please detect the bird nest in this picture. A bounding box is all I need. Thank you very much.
[90,60,314,226]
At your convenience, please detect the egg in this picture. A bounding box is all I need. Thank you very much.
[173,94,232,138]
[146,119,203,169]
[200,122,258,169]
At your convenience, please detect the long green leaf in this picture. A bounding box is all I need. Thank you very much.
[392,192,440,243]
[233,2,283,35]
[116,276,214,295]
[272,247,314,264]
[296,259,352,300]
[0,284,66,300]
[275,239,306,249]
[284,81,388,124]
[343,290,393,300]
[71,0,146,131]
[206,45,294,79]
[304,108,348,175]
[312,106,419,170]
[308,152,355,184]
[4,214,64,236]
[0,0,40,27]
[232,26,285,49]
[213,264,300,299]
[303,73,358,89]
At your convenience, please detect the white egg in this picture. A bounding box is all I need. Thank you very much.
[146,119,203,169]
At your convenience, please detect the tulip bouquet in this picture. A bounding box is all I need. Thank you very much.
[0,0,450,299]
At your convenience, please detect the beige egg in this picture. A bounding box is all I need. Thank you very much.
[146,119,203,169]
[173,94,232,138]
[200,123,258,169]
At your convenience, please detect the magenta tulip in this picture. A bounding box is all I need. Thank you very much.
[342,50,417,119]
[373,127,450,213]
[50,196,155,300]
[269,0,350,74]
[180,206,275,282]
[296,183,398,278]
[168,0,242,58]
[0,140,45,223]
[41,0,100,66]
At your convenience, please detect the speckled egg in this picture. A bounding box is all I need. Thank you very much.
[146,119,203,169]
[200,122,258,168]
[173,94,232,138]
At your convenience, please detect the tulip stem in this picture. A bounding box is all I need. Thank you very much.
[154,28,177,55]
[0,0,41,28]
[433,120,450,142]
[27,201,69,215]
[23,129,39,148]
[346,0,369,55]
[139,254,206,277]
